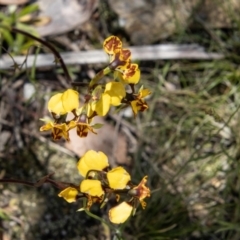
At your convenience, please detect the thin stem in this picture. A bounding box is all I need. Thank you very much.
[89,67,111,88]
[11,27,72,84]
[0,45,21,70]
[84,209,117,231]
[0,24,72,84]
[0,174,78,190]
[0,178,36,187]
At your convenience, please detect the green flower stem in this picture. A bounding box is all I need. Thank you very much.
[84,209,123,239]
[84,209,113,230]
[89,66,111,88]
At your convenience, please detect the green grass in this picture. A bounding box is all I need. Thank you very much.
[124,52,240,239]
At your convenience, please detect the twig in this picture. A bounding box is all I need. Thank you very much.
[0,172,78,190]
[0,118,77,158]
[0,25,72,83]
[0,44,224,70]
[11,27,72,84]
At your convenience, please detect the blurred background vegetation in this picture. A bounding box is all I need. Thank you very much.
[1,0,240,239]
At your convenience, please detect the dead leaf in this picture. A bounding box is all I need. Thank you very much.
[36,0,99,36]
[65,116,130,167]
[19,14,51,27]
[0,131,11,152]
[0,0,28,5]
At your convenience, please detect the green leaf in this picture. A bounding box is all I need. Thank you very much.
[15,33,25,53]
[39,117,52,123]
[18,39,35,52]
[1,16,14,26]
[18,4,39,17]
[0,12,8,20]
[91,123,104,129]
[0,29,14,46]
[0,209,9,220]
[162,62,170,79]
[16,22,39,37]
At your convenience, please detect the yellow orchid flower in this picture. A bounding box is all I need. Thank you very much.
[76,122,97,138]
[48,93,64,115]
[109,176,150,224]
[61,89,79,113]
[107,167,131,189]
[103,36,131,67]
[108,48,131,69]
[103,36,140,83]
[48,89,79,115]
[103,36,122,55]
[78,195,104,211]
[80,179,104,197]
[105,82,126,106]
[130,87,151,116]
[69,120,97,138]
[91,92,111,117]
[40,121,70,141]
[129,176,151,209]
[58,187,78,203]
[121,63,141,84]
[77,150,109,178]
[109,201,133,224]
[91,82,126,116]
[115,64,141,85]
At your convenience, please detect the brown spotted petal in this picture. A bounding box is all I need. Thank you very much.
[122,63,140,84]
[52,126,69,141]
[76,123,97,138]
[84,194,104,210]
[137,99,149,112]
[133,176,150,201]
[128,176,150,209]
[119,49,131,62]
[40,122,70,141]
[103,36,122,55]
[109,49,131,70]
